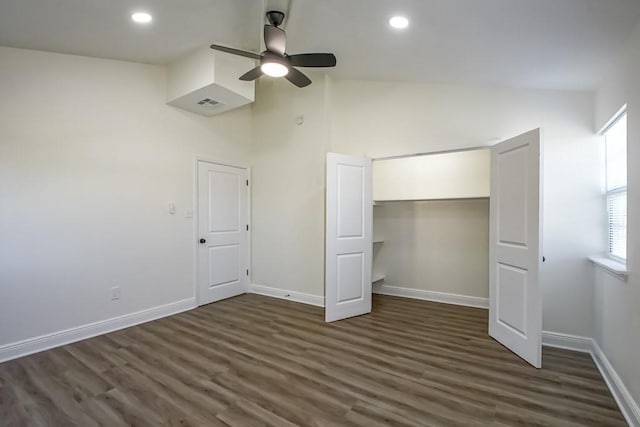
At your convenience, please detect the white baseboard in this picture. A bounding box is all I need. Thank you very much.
[373,283,488,309]
[542,331,639,427]
[592,341,640,427]
[0,298,196,363]
[249,284,325,307]
[541,331,594,353]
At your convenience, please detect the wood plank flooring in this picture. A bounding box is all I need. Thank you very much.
[0,294,626,426]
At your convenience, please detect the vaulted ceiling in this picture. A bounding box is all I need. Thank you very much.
[1,0,639,90]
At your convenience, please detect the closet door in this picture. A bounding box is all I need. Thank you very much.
[489,129,543,368]
[325,153,373,322]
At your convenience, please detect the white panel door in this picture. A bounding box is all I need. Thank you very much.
[325,153,373,322]
[489,129,543,368]
[197,161,249,305]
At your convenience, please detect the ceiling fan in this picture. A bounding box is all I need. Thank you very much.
[209,11,336,88]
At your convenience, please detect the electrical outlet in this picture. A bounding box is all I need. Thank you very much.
[111,286,121,300]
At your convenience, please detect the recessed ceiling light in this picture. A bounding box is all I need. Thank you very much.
[389,16,409,29]
[131,12,152,24]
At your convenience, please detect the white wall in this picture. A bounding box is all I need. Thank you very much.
[250,74,331,296]
[0,47,252,347]
[594,19,640,411]
[372,150,490,201]
[373,200,489,298]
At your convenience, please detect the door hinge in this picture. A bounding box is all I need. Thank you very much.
[246,179,249,186]
[246,269,249,276]
[246,224,249,231]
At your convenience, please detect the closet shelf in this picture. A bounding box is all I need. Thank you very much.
[373,239,384,244]
[372,274,385,283]
[373,196,489,203]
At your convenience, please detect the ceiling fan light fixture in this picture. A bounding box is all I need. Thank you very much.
[261,61,289,78]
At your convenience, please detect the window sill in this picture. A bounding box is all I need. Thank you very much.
[588,256,628,280]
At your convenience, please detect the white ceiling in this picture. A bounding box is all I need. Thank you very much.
[1,0,639,90]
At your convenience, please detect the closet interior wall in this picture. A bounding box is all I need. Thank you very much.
[372,199,489,299]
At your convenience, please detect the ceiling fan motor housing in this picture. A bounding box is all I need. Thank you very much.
[266,11,285,27]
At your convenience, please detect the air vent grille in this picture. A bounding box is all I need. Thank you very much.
[197,98,221,109]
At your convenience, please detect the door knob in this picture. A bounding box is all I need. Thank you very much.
[199,238,206,244]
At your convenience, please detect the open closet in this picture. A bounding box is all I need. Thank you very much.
[324,129,544,368]
[371,149,491,306]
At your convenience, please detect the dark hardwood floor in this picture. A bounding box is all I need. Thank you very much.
[0,294,626,426]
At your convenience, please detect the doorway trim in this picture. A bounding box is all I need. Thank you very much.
[193,156,252,306]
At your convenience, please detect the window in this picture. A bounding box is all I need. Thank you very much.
[604,111,627,261]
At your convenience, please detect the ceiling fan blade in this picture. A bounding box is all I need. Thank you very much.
[287,53,336,68]
[285,68,312,88]
[210,44,261,60]
[239,66,264,81]
[264,25,286,55]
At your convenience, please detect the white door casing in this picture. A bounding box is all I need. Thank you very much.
[489,129,543,368]
[197,161,249,305]
[325,153,373,322]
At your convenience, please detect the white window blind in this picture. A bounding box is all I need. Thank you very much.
[604,111,627,261]
[607,189,627,260]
